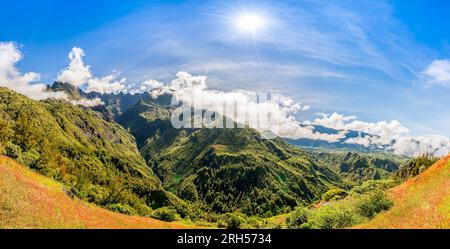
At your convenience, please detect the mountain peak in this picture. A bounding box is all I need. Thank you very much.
[49,81,82,99]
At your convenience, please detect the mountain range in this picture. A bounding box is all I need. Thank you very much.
[0,83,414,221]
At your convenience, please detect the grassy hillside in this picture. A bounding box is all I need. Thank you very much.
[0,87,189,217]
[359,155,450,228]
[0,156,195,228]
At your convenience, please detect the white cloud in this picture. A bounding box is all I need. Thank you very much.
[57,47,127,94]
[344,135,372,147]
[139,72,450,157]
[0,42,67,100]
[57,47,92,86]
[86,73,127,94]
[70,97,104,107]
[422,59,450,86]
[0,43,103,106]
[312,112,450,157]
[127,79,164,95]
[389,135,450,157]
[152,72,343,142]
[308,112,409,144]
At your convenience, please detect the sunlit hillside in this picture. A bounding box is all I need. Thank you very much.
[359,155,450,229]
[0,156,195,229]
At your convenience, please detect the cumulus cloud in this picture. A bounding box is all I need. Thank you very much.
[0,43,103,106]
[70,97,104,107]
[86,73,127,94]
[150,72,343,142]
[343,134,373,148]
[422,59,450,87]
[57,47,127,94]
[0,42,67,100]
[308,112,409,145]
[136,72,450,157]
[57,47,92,86]
[308,112,450,157]
[127,79,164,95]
[387,135,450,157]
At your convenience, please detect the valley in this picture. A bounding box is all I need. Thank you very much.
[0,84,447,229]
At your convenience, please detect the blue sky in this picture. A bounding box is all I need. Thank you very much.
[1,0,450,137]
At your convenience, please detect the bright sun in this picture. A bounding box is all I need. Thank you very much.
[235,13,266,33]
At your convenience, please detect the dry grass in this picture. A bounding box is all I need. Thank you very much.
[359,155,450,229]
[0,156,197,229]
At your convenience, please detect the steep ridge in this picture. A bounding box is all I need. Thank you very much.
[0,87,189,217]
[360,155,450,228]
[0,156,194,228]
[50,82,150,119]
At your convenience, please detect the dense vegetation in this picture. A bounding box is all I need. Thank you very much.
[307,150,404,184]
[286,190,393,229]
[0,87,190,217]
[395,154,439,181]
[118,97,350,217]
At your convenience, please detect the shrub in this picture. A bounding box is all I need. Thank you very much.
[18,149,40,168]
[4,141,21,159]
[219,212,246,229]
[107,203,136,216]
[305,206,365,229]
[241,216,265,229]
[356,191,393,219]
[291,191,394,229]
[152,207,180,222]
[286,207,309,228]
[322,189,348,202]
[351,179,397,194]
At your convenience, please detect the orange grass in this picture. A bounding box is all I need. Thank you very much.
[358,155,450,229]
[0,156,198,229]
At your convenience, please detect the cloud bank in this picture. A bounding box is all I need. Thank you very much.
[141,72,450,157]
[0,42,66,100]
[69,97,105,107]
[149,72,345,142]
[308,112,450,157]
